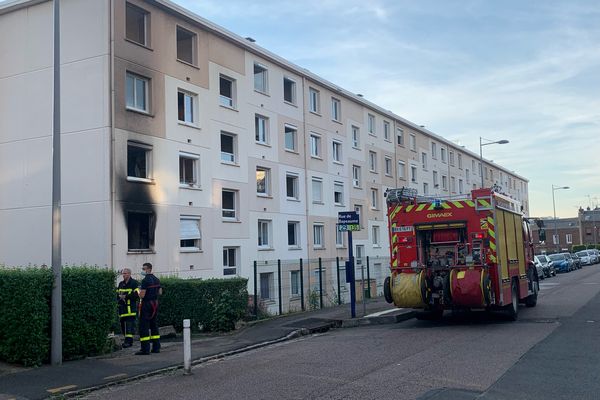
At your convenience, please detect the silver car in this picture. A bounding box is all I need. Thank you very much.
[576,251,592,265]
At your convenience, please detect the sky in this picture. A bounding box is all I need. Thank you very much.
[174,0,600,218]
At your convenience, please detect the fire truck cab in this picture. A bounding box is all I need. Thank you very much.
[384,187,538,320]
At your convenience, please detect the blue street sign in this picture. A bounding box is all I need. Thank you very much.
[338,211,359,225]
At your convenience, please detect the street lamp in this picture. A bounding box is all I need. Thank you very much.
[479,137,509,188]
[552,185,569,253]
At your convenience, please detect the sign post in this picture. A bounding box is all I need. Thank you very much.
[338,211,360,318]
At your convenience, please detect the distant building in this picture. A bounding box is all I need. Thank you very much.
[579,208,600,247]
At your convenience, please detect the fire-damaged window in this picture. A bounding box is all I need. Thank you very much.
[127,142,152,181]
[127,211,155,251]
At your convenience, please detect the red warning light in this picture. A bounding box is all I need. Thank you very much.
[473,232,484,239]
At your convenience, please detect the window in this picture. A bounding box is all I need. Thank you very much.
[260,273,273,299]
[334,181,344,206]
[383,121,391,141]
[441,148,447,163]
[222,189,238,219]
[433,170,439,187]
[310,134,321,158]
[179,152,198,186]
[256,167,271,196]
[284,125,297,152]
[410,166,417,183]
[369,151,377,172]
[220,132,237,163]
[352,165,361,187]
[283,77,296,104]
[255,114,269,144]
[398,161,405,180]
[177,90,196,124]
[372,226,380,246]
[409,134,416,151]
[253,63,268,93]
[258,220,272,248]
[180,217,201,250]
[442,175,448,190]
[368,114,376,135]
[288,221,299,247]
[431,142,437,158]
[312,177,323,203]
[451,176,456,192]
[370,188,379,209]
[286,173,299,199]
[176,26,196,65]
[552,234,559,245]
[126,72,149,112]
[466,169,470,184]
[332,140,342,163]
[352,126,360,148]
[313,224,324,248]
[309,87,320,113]
[449,151,455,166]
[397,128,404,146]
[459,179,464,194]
[458,154,463,169]
[290,270,300,296]
[331,97,341,121]
[223,247,238,275]
[127,142,152,180]
[423,182,429,195]
[219,75,235,108]
[472,160,476,172]
[422,152,427,170]
[384,156,392,176]
[354,204,363,227]
[126,3,148,46]
[127,211,154,251]
[336,228,344,247]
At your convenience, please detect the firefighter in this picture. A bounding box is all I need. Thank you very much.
[136,262,162,355]
[117,268,139,348]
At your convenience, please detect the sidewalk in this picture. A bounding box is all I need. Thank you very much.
[0,297,413,400]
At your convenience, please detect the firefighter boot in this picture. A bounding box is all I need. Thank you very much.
[135,340,150,355]
[151,337,161,354]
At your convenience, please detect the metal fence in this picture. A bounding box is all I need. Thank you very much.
[250,256,391,317]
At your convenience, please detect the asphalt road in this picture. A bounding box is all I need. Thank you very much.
[80,266,600,400]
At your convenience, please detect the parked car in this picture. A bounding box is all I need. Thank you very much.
[576,250,592,266]
[588,249,600,264]
[571,253,582,269]
[533,257,545,280]
[535,254,556,277]
[561,253,578,270]
[549,253,570,273]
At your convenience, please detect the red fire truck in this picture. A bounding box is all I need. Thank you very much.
[383,187,538,319]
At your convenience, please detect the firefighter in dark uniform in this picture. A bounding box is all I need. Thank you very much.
[117,268,139,348]
[136,262,162,355]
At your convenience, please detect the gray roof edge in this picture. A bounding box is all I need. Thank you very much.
[0,0,48,15]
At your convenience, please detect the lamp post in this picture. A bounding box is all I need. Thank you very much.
[552,185,569,253]
[479,137,509,188]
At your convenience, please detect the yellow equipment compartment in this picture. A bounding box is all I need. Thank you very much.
[391,270,427,308]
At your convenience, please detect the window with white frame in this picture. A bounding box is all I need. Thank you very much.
[397,128,404,146]
[256,167,271,196]
[313,224,324,248]
[409,134,416,151]
[180,217,201,250]
[126,2,149,46]
[459,179,464,194]
[177,90,196,124]
[286,173,299,200]
[283,77,296,104]
[433,170,439,187]
[566,234,573,244]
[284,125,297,152]
[442,175,448,190]
[176,26,196,65]
[398,161,406,180]
[352,125,360,148]
[423,182,429,195]
[372,225,380,246]
[312,177,323,203]
[253,63,268,93]
[127,211,154,251]
[368,114,376,135]
[127,141,152,180]
[126,72,149,113]
[472,160,476,172]
[290,270,300,296]
[354,204,363,227]
[449,151,455,166]
[451,176,456,192]
[255,114,269,144]
[260,272,273,299]
[332,140,342,163]
[179,152,199,186]
[288,221,300,247]
[384,156,392,176]
[369,151,377,172]
[410,165,417,183]
[370,188,379,209]
[458,153,463,169]
[258,219,272,248]
[221,189,238,220]
[220,132,237,163]
[336,228,344,247]
[331,97,341,122]
[309,87,320,113]
[334,181,344,206]
[431,142,437,158]
[466,169,470,184]
[310,133,321,158]
[352,165,361,187]
[223,247,238,275]
[422,152,427,170]
[219,74,236,108]
[383,121,390,141]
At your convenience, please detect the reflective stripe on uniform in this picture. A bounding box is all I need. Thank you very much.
[124,334,134,338]
[140,336,150,341]
[150,335,160,340]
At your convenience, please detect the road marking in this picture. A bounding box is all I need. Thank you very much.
[365,308,402,318]
[582,282,600,285]
[540,282,559,286]
[103,373,128,380]
[46,385,77,394]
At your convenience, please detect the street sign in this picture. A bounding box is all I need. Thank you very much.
[337,223,360,232]
[338,211,359,225]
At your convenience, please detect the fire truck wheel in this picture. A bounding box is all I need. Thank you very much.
[415,309,443,320]
[384,276,393,304]
[505,279,519,321]
[525,268,539,308]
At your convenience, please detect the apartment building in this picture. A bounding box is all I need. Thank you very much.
[0,0,529,287]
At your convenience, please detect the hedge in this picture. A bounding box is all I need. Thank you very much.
[572,244,600,252]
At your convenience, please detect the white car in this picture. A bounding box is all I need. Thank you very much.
[576,251,592,265]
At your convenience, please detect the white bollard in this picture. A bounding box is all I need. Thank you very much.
[183,319,192,375]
